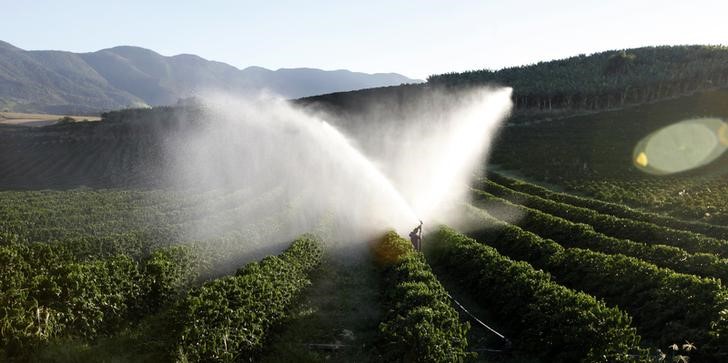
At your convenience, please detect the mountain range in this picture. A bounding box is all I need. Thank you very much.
[0,40,420,114]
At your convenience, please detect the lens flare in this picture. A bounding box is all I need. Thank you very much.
[634,152,648,167]
[633,117,727,175]
[719,123,728,146]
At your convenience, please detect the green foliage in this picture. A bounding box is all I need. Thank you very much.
[479,178,728,257]
[428,226,643,362]
[0,186,299,275]
[488,172,728,241]
[0,106,188,189]
[375,232,472,363]
[487,85,728,188]
[0,185,322,359]
[0,243,143,356]
[549,249,728,359]
[428,45,728,112]
[472,184,728,283]
[566,177,728,225]
[0,239,201,360]
[605,51,637,75]
[372,230,415,265]
[463,206,728,359]
[53,255,144,338]
[57,116,76,124]
[100,106,180,124]
[168,235,323,362]
[138,245,202,314]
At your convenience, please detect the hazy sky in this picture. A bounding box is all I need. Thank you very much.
[4,1,727,79]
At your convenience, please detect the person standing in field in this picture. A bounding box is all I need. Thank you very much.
[409,221,423,251]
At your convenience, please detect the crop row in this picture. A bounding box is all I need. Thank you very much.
[427,46,728,113]
[471,189,728,283]
[0,186,296,269]
[0,187,263,248]
[0,124,166,189]
[478,178,728,258]
[168,235,323,362]
[0,239,199,360]
[427,226,643,362]
[488,172,728,241]
[563,177,728,225]
[464,205,728,359]
[374,231,471,362]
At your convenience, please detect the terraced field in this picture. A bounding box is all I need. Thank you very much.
[563,177,728,225]
[4,171,728,362]
[486,87,728,227]
[2,92,727,361]
[459,172,728,362]
[0,186,511,362]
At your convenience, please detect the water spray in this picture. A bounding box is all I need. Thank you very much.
[163,87,513,260]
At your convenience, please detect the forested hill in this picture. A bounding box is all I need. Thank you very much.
[427,45,728,113]
[299,45,728,121]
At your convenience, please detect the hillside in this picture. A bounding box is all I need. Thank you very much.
[298,45,728,125]
[3,44,728,362]
[429,45,728,115]
[0,40,420,114]
[489,88,728,180]
[2,45,728,188]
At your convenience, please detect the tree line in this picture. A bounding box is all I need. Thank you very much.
[428,45,728,112]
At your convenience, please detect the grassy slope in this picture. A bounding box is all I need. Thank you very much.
[490,88,728,180]
[487,87,728,223]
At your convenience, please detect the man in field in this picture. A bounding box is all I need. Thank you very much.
[409,221,423,251]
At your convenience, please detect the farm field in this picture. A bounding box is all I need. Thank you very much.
[487,87,728,225]
[0,112,101,127]
[3,173,728,361]
[0,186,520,362]
[3,46,728,362]
[563,177,728,224]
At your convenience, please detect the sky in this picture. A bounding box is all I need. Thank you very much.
[3,0,728,79]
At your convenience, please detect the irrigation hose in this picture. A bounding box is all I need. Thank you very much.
[446,292,512,351]
[419,220,510,352]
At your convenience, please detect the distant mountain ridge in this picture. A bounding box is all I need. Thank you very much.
[0,40,420,114]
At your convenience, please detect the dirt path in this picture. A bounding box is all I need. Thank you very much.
[262,253,383,362]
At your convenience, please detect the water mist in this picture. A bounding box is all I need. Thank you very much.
[164,87,512,259]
